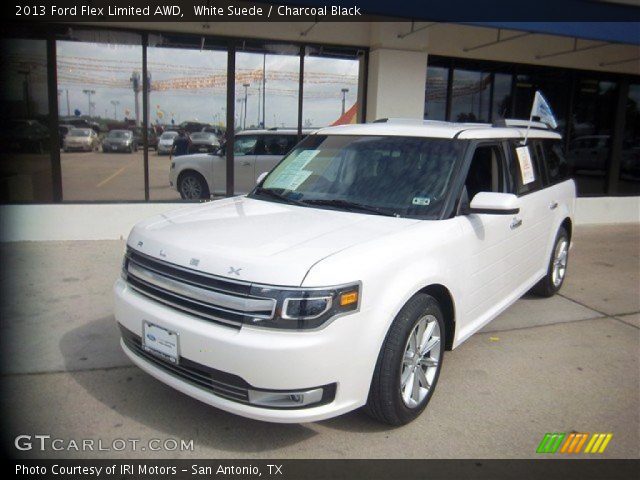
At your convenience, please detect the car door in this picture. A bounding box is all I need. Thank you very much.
[455,142,523,338]
[505,139,553,290]
[233,134,259,194]
[254,134,297,181]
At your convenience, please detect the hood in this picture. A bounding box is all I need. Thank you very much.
[127,196,420,286]
[159,138,176,145]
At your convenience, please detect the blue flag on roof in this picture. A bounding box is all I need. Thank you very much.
[531,91,558,129]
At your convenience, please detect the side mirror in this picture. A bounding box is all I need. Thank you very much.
[468,192,519,215]
[218,145,225,156]
[256,172,269,185]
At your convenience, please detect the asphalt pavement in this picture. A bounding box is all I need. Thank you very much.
[0,224,638,459]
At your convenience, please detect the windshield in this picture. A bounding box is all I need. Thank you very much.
[160,132,178,140]
[69,129,91,137]
[191,133,213,140]
[253,135,464,219]
[108,131,131,138]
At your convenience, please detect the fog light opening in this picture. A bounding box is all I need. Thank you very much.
[248,388,324,408]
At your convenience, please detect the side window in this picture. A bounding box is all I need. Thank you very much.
[262,135,293,156]
[542,140,569,184]
[509,140,544,195]
[234,136,258,156]
[459,144,507,212]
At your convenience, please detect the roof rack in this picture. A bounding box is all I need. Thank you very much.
[493,118,551,130]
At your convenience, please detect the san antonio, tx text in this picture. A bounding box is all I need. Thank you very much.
[17,463,283,476]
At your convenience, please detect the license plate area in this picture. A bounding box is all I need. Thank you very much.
[142,322,179,364]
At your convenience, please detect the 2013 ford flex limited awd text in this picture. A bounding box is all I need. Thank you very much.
[115,119,575,425]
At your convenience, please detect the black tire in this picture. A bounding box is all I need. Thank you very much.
[365,293,445,426]
[178,171,210,200]
[531,226,570,297]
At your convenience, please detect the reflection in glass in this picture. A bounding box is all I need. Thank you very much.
[425,67,449,121]
[620,83,640,195]
[566,79,617,196]
[303,52,359,128]
[146,45,227,200]
[492,73,512,121]
[57,36,145,201]
[450,69,491,122]
[0,38,53,202]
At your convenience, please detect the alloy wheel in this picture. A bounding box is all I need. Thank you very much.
[552,238,568,287]
[181,176,202,199]
[400,314,441,408]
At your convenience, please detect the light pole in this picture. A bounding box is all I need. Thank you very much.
[82,89,95,117]
[111,100,120,120]
[242,83,250,130]
[341,88,349,116]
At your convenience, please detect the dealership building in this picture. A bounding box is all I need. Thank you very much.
[1,8,639,239]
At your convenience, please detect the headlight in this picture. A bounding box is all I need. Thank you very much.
[246,282,361,330]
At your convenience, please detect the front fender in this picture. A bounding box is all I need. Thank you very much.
[173,154,215,189]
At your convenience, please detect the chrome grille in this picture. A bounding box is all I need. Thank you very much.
[124,248,275,329]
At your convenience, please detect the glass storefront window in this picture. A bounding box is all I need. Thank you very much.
[450,69,492,122]
[236,47,300,131]
[146,42,227,200]
[619,83,640,195]
[425,66,449,121]
[0,38,53,202]
[492,73,512,121]
[302,50,360,128]
[57,32,145,201]
[566,79,618,196]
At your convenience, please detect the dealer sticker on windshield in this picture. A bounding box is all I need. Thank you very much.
[269,149,320,190]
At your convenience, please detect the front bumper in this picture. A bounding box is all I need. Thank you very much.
[103,143,132,152]
[113,278,376,423]
[64,144,92,151]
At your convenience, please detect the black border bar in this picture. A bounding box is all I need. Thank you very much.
[9,459,640,480]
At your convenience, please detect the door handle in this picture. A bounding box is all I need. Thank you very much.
[549,201,558,210]
[510,217,523,230]
[241,161,251,166]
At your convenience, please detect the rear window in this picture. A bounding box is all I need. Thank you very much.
[69,129,91,137]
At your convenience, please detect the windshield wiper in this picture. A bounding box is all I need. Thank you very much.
[253,187,306,206]
[302,198,399,217]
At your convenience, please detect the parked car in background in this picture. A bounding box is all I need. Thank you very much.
[170,129,311,199]
[566,135,610,172]
[132,127,158,151]
[58,124,75,148]
[157,131,179,155]
[188,132,220,154]
[102,130,136,153]
[63,118,101,134]
[116,119,575,425]
[63,128,99,152]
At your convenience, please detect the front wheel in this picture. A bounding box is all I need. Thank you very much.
[531,226,569,297]
[178,172,210,200]
[365,293,445,425]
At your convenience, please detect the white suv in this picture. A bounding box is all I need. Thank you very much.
[115,119,575,425]
[169,129,312,199]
